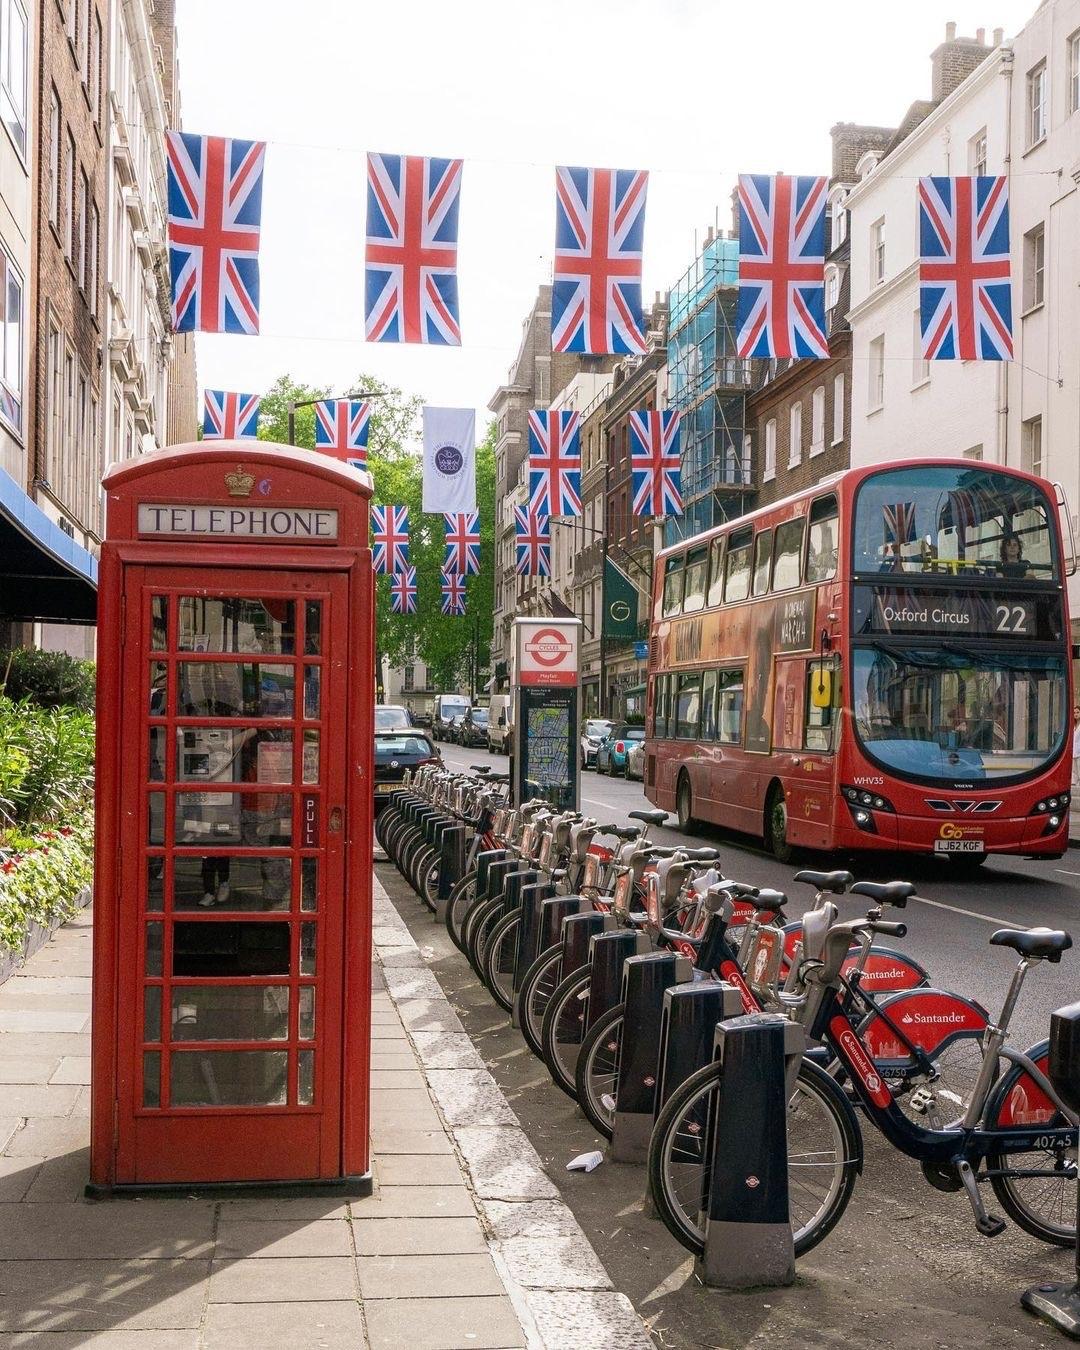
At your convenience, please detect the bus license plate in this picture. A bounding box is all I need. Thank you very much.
[933,839,983,853]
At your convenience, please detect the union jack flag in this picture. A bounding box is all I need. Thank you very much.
[441,572,466,616]
[202,389,259,440]
[371,504,410,575]
[365,153,462,345]
[919,176,1013,360]
[444,513,480,576]
[166,131,265,334]
[528,411,581,517]
[629,410,682,517]
[882,502,917,546]
[551,166,648,355]
[737,174,828,359]
[514,507,550,577]
[314,399,371,471]
[390,567,417,615]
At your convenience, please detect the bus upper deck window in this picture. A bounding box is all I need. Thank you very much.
[707,536,726,606]
[683,547,708,613]
[807,495,839,583]
[752,531,774,596]
[724,529,752,603]
[662,555,685,618]
[773,518,806,590]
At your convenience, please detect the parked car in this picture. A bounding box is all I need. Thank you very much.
[595,724,646,776]
[432,693,470,741]
[625,740,646,781]
[487,694,512,754]
[459,706,489,748]
[375,705,413,731]
[374,728,439,808]
[580,718,613,770]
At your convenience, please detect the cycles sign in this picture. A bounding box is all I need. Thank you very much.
[517,621,579,687]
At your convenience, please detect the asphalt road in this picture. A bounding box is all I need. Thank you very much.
[437,739,1079,1052]
[377,757,1077,1350]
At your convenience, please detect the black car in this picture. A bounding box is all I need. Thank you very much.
[374,729,439,807]
[458,706,489,748]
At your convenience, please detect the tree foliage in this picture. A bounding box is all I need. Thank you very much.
[256,372,494,693]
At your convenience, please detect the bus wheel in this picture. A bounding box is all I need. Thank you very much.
[766,787,793,862]
[676,775,697,834]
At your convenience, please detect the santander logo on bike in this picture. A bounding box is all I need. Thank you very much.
[832,1017,892,1107]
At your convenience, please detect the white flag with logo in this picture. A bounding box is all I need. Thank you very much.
[423,407,476,513]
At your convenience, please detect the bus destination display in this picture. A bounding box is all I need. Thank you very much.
[854,587,1060,641]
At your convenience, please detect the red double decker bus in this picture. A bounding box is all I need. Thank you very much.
[645,459,1073,865]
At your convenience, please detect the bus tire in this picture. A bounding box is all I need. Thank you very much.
[766,785,793,863]
[676,774,697,834]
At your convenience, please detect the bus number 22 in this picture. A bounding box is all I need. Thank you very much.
[995,604,1028,634]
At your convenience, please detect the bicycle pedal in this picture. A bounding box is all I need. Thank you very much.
[955,1158,1007,1238]
[909,1087,935,1115]
[976,1214,1007,1238]
[600,1093,617,1113]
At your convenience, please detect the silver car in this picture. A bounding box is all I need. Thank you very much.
[580,718,613,769]
[625,740,646,781]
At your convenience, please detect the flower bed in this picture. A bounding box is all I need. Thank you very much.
[0,808,94,981]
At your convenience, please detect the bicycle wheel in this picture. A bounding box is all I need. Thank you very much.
[648,1056,861,1258]
[418,850,441,912]
[466,896,506,979]
[444,871,478,952]
[516,947,562,1059]
[540,968,591,1099]
[986,1052,1077,1246]
[575,1002,623,1140]
[374,805,395,851]
[482,911,521,1012]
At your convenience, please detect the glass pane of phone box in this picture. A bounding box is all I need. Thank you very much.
[173,856,291,912]
[172,922,291,977]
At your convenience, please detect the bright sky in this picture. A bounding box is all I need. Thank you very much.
[177,0,1036,436]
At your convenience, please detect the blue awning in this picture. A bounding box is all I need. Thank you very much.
[0,466,97,624]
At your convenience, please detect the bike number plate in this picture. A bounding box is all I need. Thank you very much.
[933,840,984,853]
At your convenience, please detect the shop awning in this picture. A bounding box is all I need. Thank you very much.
[0,466,97,624]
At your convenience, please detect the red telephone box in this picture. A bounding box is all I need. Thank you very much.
[90,442,374,1191]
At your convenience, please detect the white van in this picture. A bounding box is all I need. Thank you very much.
[487,695,512,755]
[432,693,470,742]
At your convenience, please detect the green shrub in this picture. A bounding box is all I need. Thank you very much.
[0,808,93,955]
[0,648,96,711]
[0,697,94,830]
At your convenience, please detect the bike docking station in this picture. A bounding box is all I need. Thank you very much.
[511,617,581,810]
[698,1010,808,1290]
[435,819,466,923]
[91,442,375,1194]
[1022,1000,1080,1339]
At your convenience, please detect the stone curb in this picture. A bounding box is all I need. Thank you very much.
[371,873,652,1350]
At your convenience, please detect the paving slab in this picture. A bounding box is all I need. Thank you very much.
[0,1156,39,1201]
[216,1197,349,1223]
[2,1116,87,1158]
[0,1201,216,1260]
[370,1069,429,1090]
[201,1299,365,1350]
[426,1068,519,1127]
[22,1148,91,1202]
[373,1154,467,1187]
[0,1332,199,1348]
[351,1185,477,1219]
[363,1294,526,1350]
[526,1290,655,1350]
[209,1255,356,1302]
[0,1085,82,1117]
[352,1217,487,1256]
[213,1218,351,1260]
[409,1030,485,1069]
[48,1057,91,1085]
[356,1252,505,1300]
[0,1057,59,1084]
[496,1233,613,1290]
[0,1258,210,1331]
[452,1126,559,1201]
[368,1127,455,1155]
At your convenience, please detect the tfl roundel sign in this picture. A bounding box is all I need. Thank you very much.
[519,623,578,687]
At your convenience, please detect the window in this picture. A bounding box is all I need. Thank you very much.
[788,402,802,467]
[772,518,805,591]
[676,673,701,739]
[811,385,825,455]
[868,335,885,410]
[805,662,837,752]
[1022,415,1043,478]
[87,201,98,313]
[825,266,839,311]
[912,309,930,385]
[89,10,101,122]
[65,131,75,261]
[763,417,776,481]
[78,172,89,289]
[752,530,773,597]
[76,0,88,73]
[1027,61,1047,146]
[48,91,60,226]
[0,244,22,432]
[47,321,62,468]
[0,0,27,157]
[662,554,685,618]
[716,670,744,745]
[830,190,847,246]
[707,536,726,606]
[403,666,415,692]
[1023,223,1045,310]
[1070,30,1080,114]
[970,129,988,177]
[701,670,718,741]
[723,528,752,604]
[871,218,885,284]
[832,372,844,444]
[62,346,75,505]
[683,547,708,613]
[652,674,671,738]
[806,496,838,584]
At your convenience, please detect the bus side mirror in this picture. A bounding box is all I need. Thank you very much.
[810,669,832,709]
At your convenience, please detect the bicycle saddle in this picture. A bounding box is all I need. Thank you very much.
[795,869,853,894]
[850,880,915,907]
[677,847,720,862]
[470,765,491,774]
[628,809,668,826]
[989,927,1072,962]
[750,887,787,913]
[599,824,640,840]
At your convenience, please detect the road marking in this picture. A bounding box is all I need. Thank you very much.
[910,893,1020,928]
[1056,869,1080,878]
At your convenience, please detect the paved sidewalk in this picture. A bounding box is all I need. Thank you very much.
[0,890,647,1349]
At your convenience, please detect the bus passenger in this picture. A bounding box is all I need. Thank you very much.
[999,532,1029,577]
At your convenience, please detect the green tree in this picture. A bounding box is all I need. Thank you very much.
[257,372,421,458]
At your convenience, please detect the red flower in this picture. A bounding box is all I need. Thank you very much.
[58,827,73,837]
